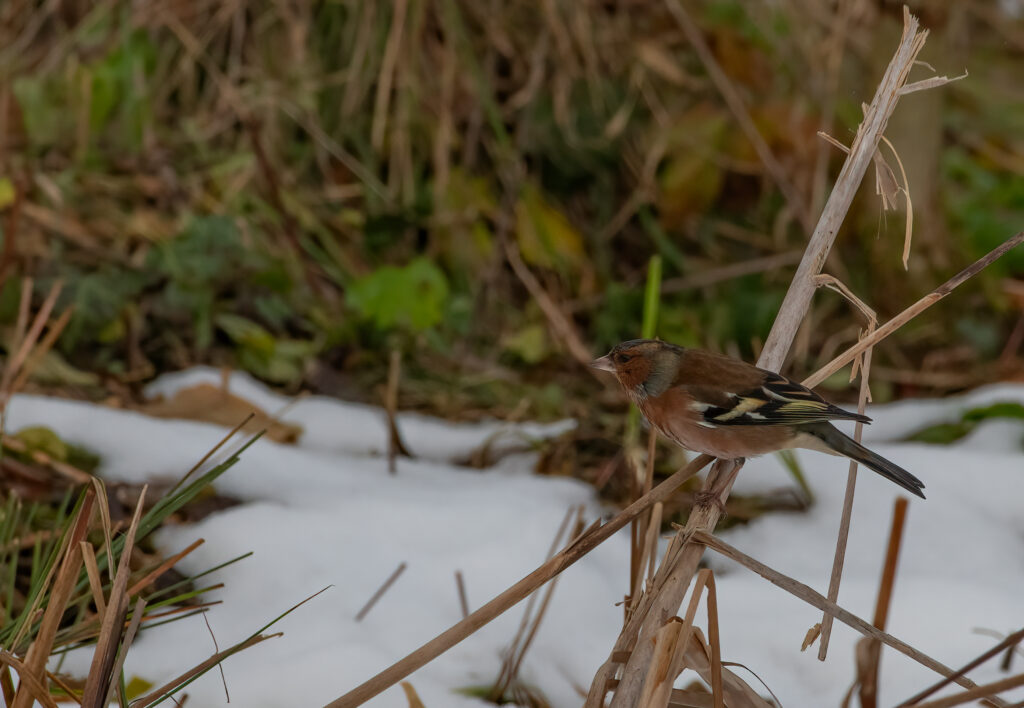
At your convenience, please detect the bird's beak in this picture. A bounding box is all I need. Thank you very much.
[590,355,615,373]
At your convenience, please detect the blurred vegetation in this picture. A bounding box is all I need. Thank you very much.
[0,0,1023,435]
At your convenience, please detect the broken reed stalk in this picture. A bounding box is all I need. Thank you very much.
[691,531,1007,703]
[603,11,931,706]
[323,454,714,708]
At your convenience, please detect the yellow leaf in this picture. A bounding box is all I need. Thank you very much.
[515,185,585,270]
[0,177,15,210]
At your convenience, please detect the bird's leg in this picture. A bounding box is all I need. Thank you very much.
[694,458,744,512]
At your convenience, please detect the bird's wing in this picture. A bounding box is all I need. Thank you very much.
[682,371,870,427]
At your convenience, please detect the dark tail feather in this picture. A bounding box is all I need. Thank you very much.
[807,424,926,499]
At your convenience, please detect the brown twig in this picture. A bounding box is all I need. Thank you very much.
[355,562,408,622]
[454,571,469,619]
[503,238,597,373]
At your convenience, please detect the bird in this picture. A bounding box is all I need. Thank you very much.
[592,339,925,498]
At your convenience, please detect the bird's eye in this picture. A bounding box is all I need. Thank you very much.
[615,353,632,364]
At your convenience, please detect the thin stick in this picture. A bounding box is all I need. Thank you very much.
[503,239,597,372]
[454,571,469,619]
[912,673,1024,708]
[385,349,405,475]
[898,628,1024,706]
[355,562,407,622]
[874,498,909,631]
[325,454,714,708]
[819,325,876,660]
[804,231,1024,388]
[693,531,1007,704]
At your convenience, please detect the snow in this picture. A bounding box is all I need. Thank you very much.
[13,372,1024,707]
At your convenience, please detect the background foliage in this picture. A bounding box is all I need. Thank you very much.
[1,0,1023,425]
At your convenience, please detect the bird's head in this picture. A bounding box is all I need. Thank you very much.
[591,339,683,399]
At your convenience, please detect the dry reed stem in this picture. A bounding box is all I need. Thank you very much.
[912,673,1024,708]
[80,541,107,620]
[818,298,877,660]
[355,562,407,622]
[637,618,683,708]
[658,250,804,296]
[858,497,910,708]
[898,628,1024,706]
[692,531,1009,705]
[81,486,147,708]
[324,454,714,708]
[0,650,58,708]
[89,479,115,584]
[11,490,95,707]
[102,596,146,708]
[503,239,597,372]
[804,230,1024,388]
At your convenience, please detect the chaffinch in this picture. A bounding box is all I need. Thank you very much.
[592,339,925,498]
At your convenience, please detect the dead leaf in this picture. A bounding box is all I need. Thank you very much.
[138,383,302,444]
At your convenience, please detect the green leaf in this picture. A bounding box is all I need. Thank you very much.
[962,401,1024,422]
[347,258,449,332]
[904,422,974,445]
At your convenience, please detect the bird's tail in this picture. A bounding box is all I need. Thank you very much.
[805,423,926,499]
